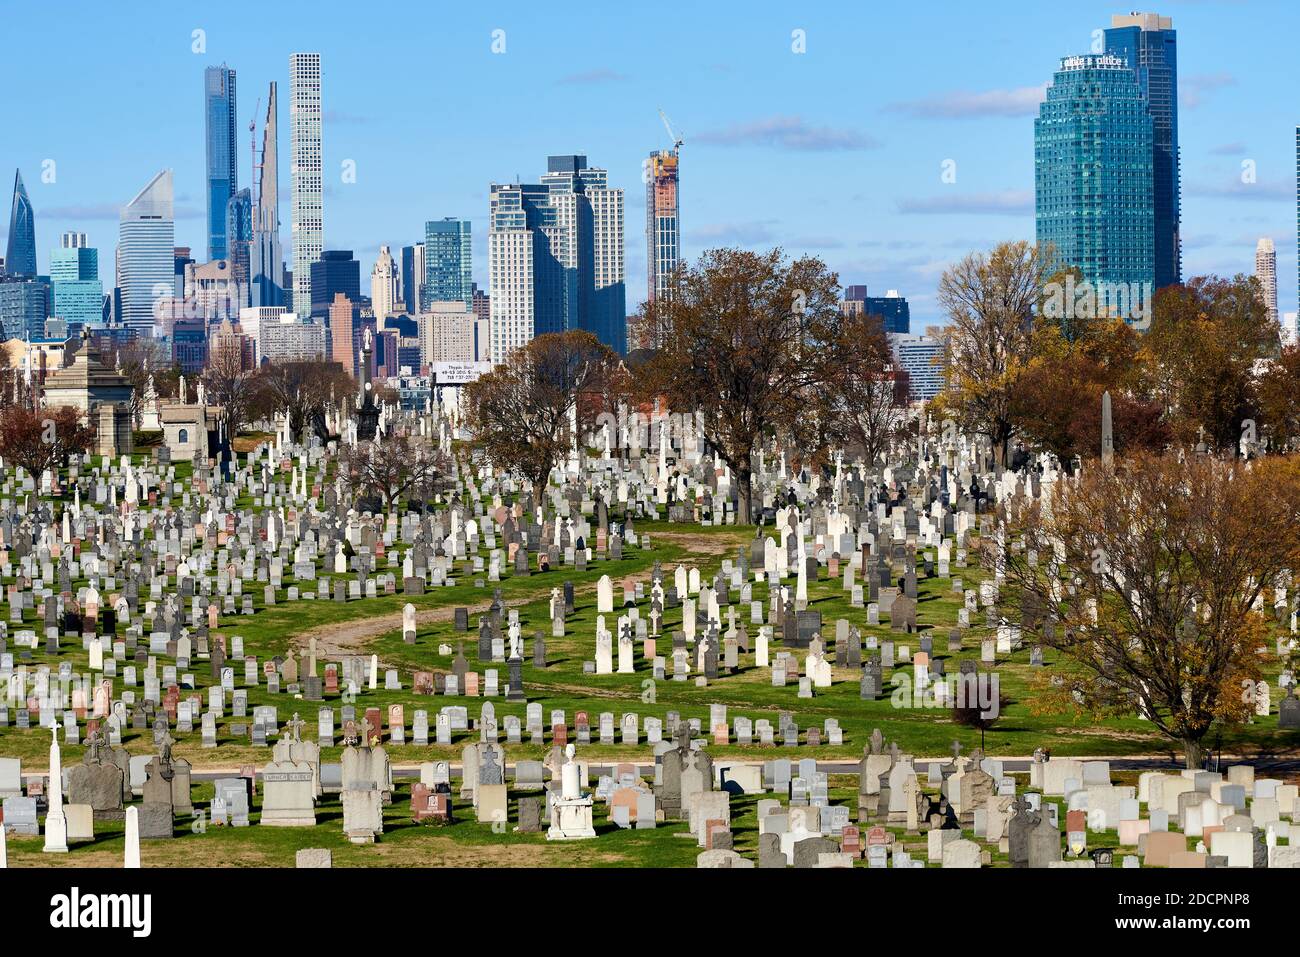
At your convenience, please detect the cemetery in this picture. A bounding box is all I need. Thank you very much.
[0,385,1296,875]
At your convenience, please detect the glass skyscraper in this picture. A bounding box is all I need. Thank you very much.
[1035,54,1155,305]
[118,169,175,333]
[50,232,102,333]
[205,65,238,262]
[1105,12,1180,290]
[401,243,424,314]
[226,187,253,307]
[487,155,627,360]
[6,169,36,279]
[423,219,472,310]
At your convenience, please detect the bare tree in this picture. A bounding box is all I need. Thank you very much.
[461,330,620,504]
[253,360,353,443]
[339,433,448,512]
[637,247,849,522]
[201,344,258,440]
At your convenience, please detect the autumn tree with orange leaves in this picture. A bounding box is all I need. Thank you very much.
[994,453,1300,768]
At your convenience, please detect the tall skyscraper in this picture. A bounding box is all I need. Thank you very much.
[204,65,238,262]
[1105,12,1180,290]
[423,218,472,310]
[251,82,283,308]
[6,170,36,278]
[1256,238,1279,328]
[1035,54,1155,309]
[290,53,323,318]
[371,245,399,321]
[401,243,424,314]
[645,148,680,307]
[310,250,360,320]
[118,170,175,333]
[50,231,102,333]
[226,187,252,307]
[488,182,551,363]
[328,292,355,376]
[579,165,626,354]
[487,155,627,360]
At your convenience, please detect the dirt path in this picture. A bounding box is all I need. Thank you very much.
[297,530,747,663]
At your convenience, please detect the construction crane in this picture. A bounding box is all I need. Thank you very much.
[249,96,261,211]
[658,109,683,152]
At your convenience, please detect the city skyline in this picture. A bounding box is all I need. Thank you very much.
[2,1,1296,332]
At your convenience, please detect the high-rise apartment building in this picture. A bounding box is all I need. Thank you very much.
[423,219,472,310]
[401,243,424,315]
[487,155,625,362]
[118,170,175,333]
[1256,238,1279,328]
[645,149,680,307]
[204,65,238,261]
[329,292,355,376]
[1105,12,1180,290]
[290,53,322,318]
[1035,54,1155,312]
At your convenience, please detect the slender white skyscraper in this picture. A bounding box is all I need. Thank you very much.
[371,245,399,321]
[1256,237,1278,328]
[117,169,174,334]
[290,53,322,318]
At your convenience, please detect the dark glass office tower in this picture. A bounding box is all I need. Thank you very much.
[205,64,238,261]
[6,170,36,278]
[310,250,360,320]
[1105,12,1180,290]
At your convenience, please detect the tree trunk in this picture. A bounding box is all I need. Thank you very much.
[737,467,753,525]
[1182,736,1205,771]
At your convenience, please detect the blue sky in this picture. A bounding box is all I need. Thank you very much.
[4,0,1296,330]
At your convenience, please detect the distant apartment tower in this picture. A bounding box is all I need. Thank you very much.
[371,245,399,321]
[645,149,680,306]
[418,301,485,364]
[50,231,102,332]
[424,219,472,309]
[1105,12,1180,290]
[488,182,551,363]
[543,155,625,353]
[401,242,424,314]
[889,333,946,401]
[204,65,238,261]
[487,155,625,362]
[251,82,284,308]
[329,293,355,376]
[118,170,175,334]
[1035,54,1154,310]
[6,170,36,278]
[1256,238,1278,328]
[290,53,323,318]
